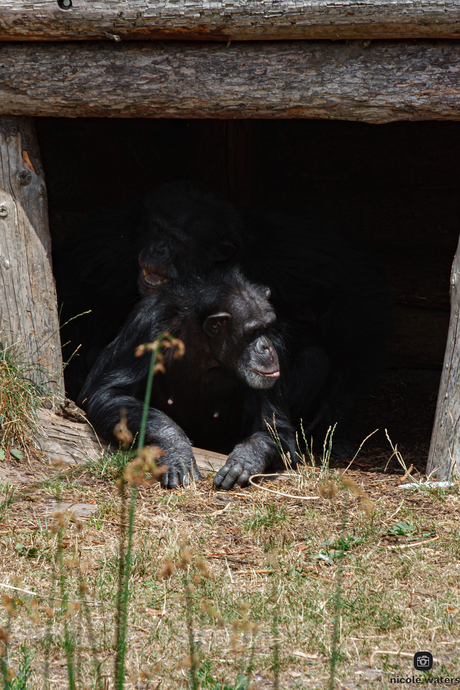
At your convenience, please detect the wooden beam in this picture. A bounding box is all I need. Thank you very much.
[1,41,460,123]
[427,236,460,480]
[0,117,64,395]
[1,1,460,41]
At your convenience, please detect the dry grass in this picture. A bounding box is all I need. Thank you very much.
[0,455,459,689]
[0,344,43,458]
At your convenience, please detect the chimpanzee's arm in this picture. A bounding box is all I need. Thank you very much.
[78,299,201,489]
[213,393,295,490]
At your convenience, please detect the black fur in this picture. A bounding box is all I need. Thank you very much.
[78,269,296,490]
[59,180,388,456]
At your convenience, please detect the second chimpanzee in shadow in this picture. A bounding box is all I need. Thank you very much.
[78,268,299,490]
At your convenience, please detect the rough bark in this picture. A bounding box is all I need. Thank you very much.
[427,235,460,480]
[0,41,460,123]
[0,117,64,394]
[1,1,460,41]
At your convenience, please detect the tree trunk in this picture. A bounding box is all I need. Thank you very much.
[0,41,460,123]
[427,235,460,480]
[0,1,460,41]
[0,117,64,395]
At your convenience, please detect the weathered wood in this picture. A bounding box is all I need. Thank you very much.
[1,1,460,41]
[36,406,104,465]
[427,235,460,479]
[1,41,460,123]
[36,406,227,474]
[0,118,64,394]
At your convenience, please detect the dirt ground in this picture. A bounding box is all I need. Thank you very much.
[0,446,459,689]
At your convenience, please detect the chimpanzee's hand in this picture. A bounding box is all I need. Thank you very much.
[160,456,202,489]
[146,418,203,489]
[213,438,270,490]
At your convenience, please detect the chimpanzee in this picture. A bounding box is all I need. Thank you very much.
[57,180,388,456]
[78,268,298,490]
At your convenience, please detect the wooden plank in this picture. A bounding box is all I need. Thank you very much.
[0,117,64,394]
[1,41,460,123]
[427,235,460,479]
[1,1,460,41]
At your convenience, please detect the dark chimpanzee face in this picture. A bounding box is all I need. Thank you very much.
[138,181,242,293]
[203,283,280,390]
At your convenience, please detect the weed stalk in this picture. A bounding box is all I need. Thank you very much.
[328,489,348,690]
[114,340,159,689]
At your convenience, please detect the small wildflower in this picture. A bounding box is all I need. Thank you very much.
[178,543,193,569]
[69,601,82,614]
[113,409,133,448]
[2,595,15,617]
[157,561,175,580]
[341,476,360,495]
[200,599,223,625]
[241,619,252,634]
[123,446,166,485]
[66,558,79,569]
[29,598,39,623]
[318,480,339,499]
[361,498,375,515]
[196,559,212,579]
[153,362,166,375]
[74,518,84,531]
[181,654,197,668]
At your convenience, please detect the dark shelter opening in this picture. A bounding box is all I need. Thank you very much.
[35,118,460,472]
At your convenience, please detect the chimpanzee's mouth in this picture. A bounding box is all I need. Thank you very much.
[139,268,169,291]
[252,368,280,378]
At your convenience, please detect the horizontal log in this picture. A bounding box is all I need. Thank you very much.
[1,1,460,41]
[1,41,460,122]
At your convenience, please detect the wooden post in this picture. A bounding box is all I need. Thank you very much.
[427,235,460,479]
[0,117,64,395]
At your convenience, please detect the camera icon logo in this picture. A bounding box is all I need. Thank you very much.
[414,652,433,671]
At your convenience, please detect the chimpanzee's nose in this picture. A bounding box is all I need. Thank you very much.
[150,242,170,264]
[256,336,273,357]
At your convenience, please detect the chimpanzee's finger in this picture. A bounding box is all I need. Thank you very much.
[213,465,229,488]
[236,469,250,487]
[168,469,179,489]
[160,471,170,489]
[213,461,241,489]
[220,463,243,491]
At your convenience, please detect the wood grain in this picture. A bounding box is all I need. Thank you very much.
[427,235,460,479]
[1,41,460,123]
[1,1,460,41]
[0,117,63,394]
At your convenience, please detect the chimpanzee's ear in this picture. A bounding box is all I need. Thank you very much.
[213,241,237,262]
[203,312,232,337]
